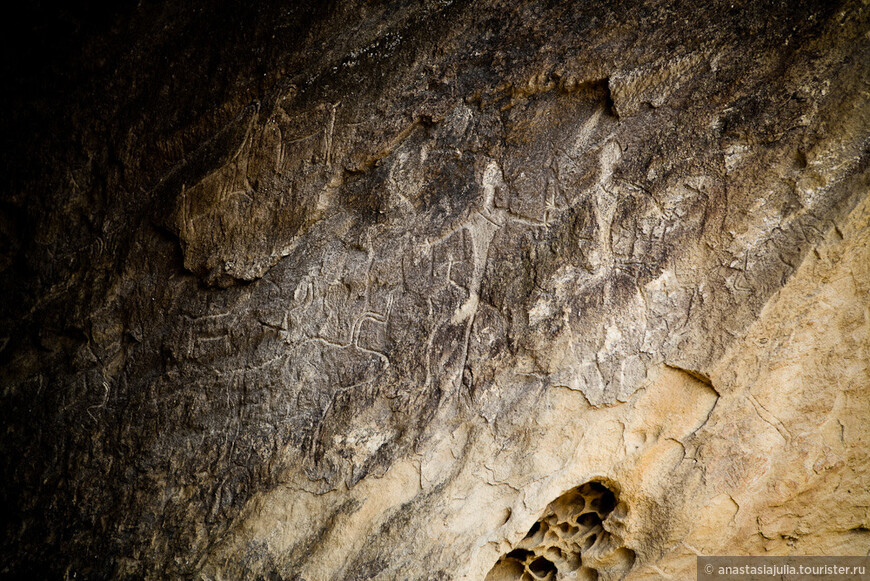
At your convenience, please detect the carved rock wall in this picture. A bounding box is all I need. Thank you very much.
[1,0,868,578]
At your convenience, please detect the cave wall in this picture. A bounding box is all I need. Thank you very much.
[1,0,868,579]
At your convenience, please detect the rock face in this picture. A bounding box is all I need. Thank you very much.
[486,482,635,581]
[1,0,868,579]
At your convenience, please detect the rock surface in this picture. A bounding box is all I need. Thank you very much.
[1,0,868,579]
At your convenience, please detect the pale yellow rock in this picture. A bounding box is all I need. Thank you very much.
[627,190,870,578]
[205,191,869,580]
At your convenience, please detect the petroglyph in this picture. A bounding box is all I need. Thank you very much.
[6,2,869,579]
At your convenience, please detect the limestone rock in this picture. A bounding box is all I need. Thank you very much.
[1,0,868,579]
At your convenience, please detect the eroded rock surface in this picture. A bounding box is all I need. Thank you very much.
[1,0,868,579]
[487,482,635,581]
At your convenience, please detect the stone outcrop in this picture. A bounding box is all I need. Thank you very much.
[1,0,868,579]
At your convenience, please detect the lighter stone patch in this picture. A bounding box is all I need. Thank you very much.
[451,292,480,324]
[604,324,624,351]
[528,298,554,327]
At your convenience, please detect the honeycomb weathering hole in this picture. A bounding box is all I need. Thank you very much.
[485,481,635,581]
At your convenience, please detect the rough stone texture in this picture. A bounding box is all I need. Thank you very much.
[1,0,868,579]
